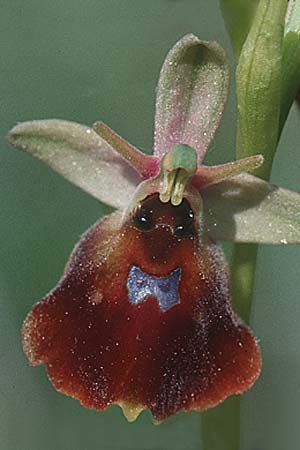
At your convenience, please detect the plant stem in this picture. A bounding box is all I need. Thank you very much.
[296,88,300,113]
[201,244,258,450]
[202,396,241,450]
[201,0,287,447]
[231,244,258,324]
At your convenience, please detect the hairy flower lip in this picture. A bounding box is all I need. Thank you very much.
[21,204,262,421]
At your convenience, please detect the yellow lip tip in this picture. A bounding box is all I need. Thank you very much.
[118,401,145,422]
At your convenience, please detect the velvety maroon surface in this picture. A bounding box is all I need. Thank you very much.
[22,195,261,420]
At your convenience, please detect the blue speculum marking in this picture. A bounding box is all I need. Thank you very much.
[126,265,182,312]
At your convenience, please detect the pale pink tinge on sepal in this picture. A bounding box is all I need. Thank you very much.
[153,34,230,163]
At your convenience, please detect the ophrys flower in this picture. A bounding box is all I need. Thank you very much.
[7,34,300,421]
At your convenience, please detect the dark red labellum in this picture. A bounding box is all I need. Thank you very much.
[22,194,261,421]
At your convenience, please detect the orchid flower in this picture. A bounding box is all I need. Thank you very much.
[7,34,300,422]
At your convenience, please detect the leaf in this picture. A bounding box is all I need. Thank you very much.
[153,34,230,163]
[279,0,300,133]
[236,0,287,180]
[7,119,141,209]
[219,0,259,60]
[202,173,300,244]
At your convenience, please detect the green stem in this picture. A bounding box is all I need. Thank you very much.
[201,0,287,447]
[201,244,258,450]
[201,166,270,450]
[202,396,241,450]
[231,244,258,324]
[296,88,300,113]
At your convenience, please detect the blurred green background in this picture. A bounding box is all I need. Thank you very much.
[1,1,300,449]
